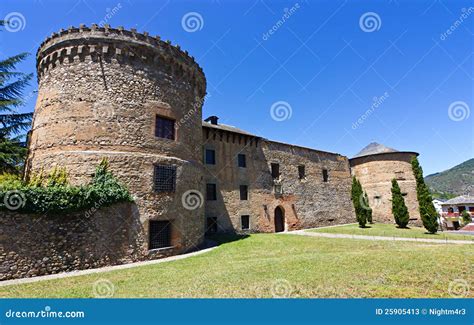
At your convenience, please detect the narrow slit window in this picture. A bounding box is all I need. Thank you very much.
[322,169,329,182]
[298,165,305,179]
[206,183,217,201]
[240,185,248,200]
[241,215,250,230]
[271,163,280,179]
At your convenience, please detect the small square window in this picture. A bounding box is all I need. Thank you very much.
[322,169,329,182]
[149,220,171,249]
[155,115,175,140]
[206,217,218,235]
[241,215,250,230]
[240,185,248,200]
[238,154,246,168]
[271,163,280,179]
[153,165,176,193]
[206,183,217,201]
[298,165,305,179]
[205,149,216,165]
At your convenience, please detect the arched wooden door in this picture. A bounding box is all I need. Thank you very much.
[274,206,285,233]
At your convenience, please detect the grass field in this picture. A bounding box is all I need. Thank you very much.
[1,233,472,298]
[309,223,474,241]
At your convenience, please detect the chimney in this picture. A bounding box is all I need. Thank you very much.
[205,116,219,125]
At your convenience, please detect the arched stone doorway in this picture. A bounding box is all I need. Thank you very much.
[274,206,285,233]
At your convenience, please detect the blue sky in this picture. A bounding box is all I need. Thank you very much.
[1,0,473,175]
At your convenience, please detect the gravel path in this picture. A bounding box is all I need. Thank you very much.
[287,230,474,244]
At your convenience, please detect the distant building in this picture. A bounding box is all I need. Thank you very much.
[440,195,474,230]
[432,199,445,215]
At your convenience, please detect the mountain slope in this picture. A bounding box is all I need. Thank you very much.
[425,158,474,199]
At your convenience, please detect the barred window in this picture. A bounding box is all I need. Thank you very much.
[155,115,175,140]
[149,220,171,249]
[153,165,176,193]
[241,215,250,230]
[206,183,217,201]
[238,154,246,168]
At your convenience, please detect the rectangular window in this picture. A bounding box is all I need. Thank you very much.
[271,163,280,179]
[240,185,248,200]
[241,215,250,230]
[205,149,216,165]
[153,165,176,193]
[155,115,175,140]
[238,154,246,168]
[206,183,217,201]
[149,220,171,249]
[322,169,329,182]
[206,217,218,235]
[298,165,305,179]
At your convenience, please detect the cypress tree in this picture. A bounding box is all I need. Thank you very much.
[351,176,367,228]
[411,156,438,233]
[364,191,373,224]
[391,179,409,228]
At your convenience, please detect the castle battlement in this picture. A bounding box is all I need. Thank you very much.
[36,24,205,95]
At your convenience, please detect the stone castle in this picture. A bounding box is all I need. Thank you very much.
[21,25,420,265]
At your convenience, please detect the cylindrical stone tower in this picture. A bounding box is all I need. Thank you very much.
[350,143,420,225]
[26,24,207,254]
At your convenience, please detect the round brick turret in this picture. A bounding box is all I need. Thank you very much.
[26,24,207,253]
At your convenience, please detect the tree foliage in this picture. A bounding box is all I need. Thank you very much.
[0,20,33,173]
[391,179,410,228]
[411,156,438,233]
[351,176,370,228]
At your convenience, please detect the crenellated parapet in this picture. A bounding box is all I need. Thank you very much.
[36,24,206,96]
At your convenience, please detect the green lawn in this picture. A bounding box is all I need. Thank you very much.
[1,234,472,298]
[309,223,474,241]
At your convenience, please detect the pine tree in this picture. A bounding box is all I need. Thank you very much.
[351,176,367,228]
[411,156,438,233]
[391,179,409,228]
[0,20,33,173]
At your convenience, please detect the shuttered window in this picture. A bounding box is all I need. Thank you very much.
[153,165,176,193]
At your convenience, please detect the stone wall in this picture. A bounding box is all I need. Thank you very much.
[0,203,178,281]
[350,152,420,225]
[202,126,356,233]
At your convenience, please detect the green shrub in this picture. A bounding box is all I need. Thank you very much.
[351,176,367,228]
[411,157,438,233]
[462,210,472,225]
[391,179,410,228]
[0,159,133,214]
